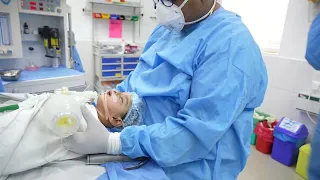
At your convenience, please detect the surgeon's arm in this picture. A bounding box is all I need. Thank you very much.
[116,75,131,92]
[306,13,320,70]
[120,47,261,167]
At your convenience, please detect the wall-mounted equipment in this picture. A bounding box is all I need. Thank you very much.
[0,2,23,58]
[0,0,86,93]
[19,0,63,15]
[39,26,61,67]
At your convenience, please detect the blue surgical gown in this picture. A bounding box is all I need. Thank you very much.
[117,8,268,180]
[306,14,320,70]
[306,13,320,180]
[0,78,4,92]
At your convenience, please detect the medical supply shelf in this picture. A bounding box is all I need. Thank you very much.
[86,0,142,9]
[21,34,42,42]
[87,0,143,90]
[94,51,140,82]
[85,0,143,43]
[19,9,64,17]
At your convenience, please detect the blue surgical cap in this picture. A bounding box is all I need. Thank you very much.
[122,92,145,128]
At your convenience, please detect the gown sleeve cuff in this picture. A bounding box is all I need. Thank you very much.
[120,125,149,158]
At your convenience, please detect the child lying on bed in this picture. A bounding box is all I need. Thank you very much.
[94,90,144,131]
[0,90,144,176]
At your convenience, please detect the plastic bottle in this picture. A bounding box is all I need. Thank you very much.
[52,58,60,68]
[23,22,29,34]
[25,47,40,71]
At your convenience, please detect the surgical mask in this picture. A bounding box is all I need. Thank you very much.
[156,0,217,32]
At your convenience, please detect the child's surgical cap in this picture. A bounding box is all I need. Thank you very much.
[122,92,145,128]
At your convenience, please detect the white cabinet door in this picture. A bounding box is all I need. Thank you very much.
[0,0,23,59]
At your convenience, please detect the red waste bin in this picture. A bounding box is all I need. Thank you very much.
[254,120,278,154]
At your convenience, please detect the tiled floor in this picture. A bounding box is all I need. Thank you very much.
[238,146,305,180]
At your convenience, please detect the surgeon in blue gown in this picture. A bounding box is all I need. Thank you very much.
[64,0,268,179]
[305,13,320,180]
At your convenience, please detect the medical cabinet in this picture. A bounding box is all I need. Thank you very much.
[94,44,140,81]
[85,0,143,91]
[0,0,86,93]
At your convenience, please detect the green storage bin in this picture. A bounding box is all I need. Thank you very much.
[250,111,271,145]
[251,133,257,145]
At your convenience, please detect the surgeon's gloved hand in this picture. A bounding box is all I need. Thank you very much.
[63,103,122,155]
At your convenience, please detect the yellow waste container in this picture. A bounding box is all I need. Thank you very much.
[296,144,311,180]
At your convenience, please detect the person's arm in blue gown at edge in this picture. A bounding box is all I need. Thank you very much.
[64,0,268,179]
[305,13,320,180]
[0,78,4,92]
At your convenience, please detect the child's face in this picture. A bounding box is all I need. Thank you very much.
[96,90,132,128]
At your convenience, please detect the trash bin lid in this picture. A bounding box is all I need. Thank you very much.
[299,143,311,154]
[275,117,309,139]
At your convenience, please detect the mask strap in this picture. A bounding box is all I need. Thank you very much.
[102,93,112,121]
[178,0,189,9]
[111,91,118,103]
[184,0,217,25]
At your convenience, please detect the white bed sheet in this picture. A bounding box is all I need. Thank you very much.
[0,93,115,180]
[4,159,105,180]
[0,93,105,180]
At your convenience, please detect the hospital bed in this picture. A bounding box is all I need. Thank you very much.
[4,158,105,180]
[2,154,147,180]
[0,93,103,180]
[0,93,164,180]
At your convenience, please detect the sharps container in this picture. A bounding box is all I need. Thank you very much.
[271,117,309,166]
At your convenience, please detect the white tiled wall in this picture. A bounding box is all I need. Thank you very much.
[258,0,319,140]
[75,41,94,87]
[259,54,318,140]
